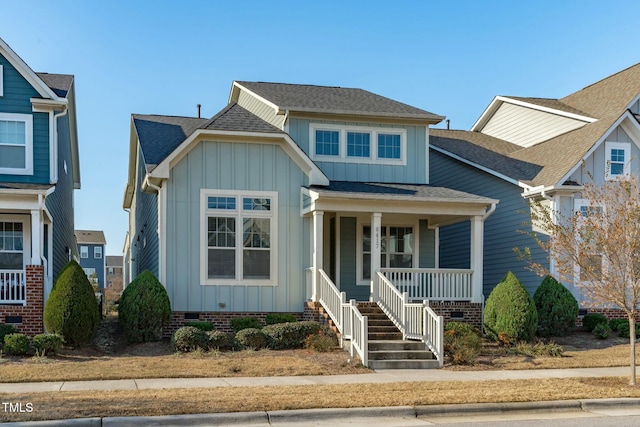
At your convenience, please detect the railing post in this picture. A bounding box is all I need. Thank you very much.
[371,273,378,303]
[362,315,368,367]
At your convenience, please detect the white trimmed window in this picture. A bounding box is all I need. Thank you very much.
[201,190,277,285]
[80,246,88,259]
[94,246,102,259]
[0,221,24,270]
[604,141,630,180]
[0,113,33,175]
[310,123,406,165]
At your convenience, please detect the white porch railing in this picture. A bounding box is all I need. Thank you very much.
[348,299,368,367]
[0,270,26,305]
[381,268,473,301]
[374,272,444,366]
[316,268,347,335]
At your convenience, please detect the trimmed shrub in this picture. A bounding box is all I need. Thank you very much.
[444,322,482,364]
[43,260,100,347]
[4,333,30,355]
[533,276,578,337]
[582,313,608,332]
[265,313,298,325]
[305,329,336,352]
[184,321,216,331]
[119,270,171,343]
[230,317,263,333]
[172,326,209,352]
[235,328,268,349]
[609,318,627,332]
[484,271,538,343]
[616,321,640,338]
[263,321,323,350]
[32,334,64,355]
[0,324,19,348]
[592,323,611,340]
[206,330,231,350]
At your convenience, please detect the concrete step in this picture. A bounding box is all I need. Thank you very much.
[368,325,401,333]
[368,340,426,351]
[368,332,404,340]
[368,349,435,361]
[368,359,440,370]
[367,318,396,327]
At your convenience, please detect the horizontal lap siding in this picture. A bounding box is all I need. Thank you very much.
[430,150,547,296]
[236,91,284,129]
[131,148,159,279]
[166,141,306,313]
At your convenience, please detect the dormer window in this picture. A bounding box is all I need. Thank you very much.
[605,141,630,180]
[0,113,33,175]
[310,124,406,165]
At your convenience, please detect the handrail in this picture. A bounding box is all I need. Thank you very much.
[0,269,26,305]
[380,268,473,301]
[424,304,444,367]
[347,299,368,366]
[315,268,346,334]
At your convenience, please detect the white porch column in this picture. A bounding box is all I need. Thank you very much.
[470,215,484,303]
[312,210,324,302]
[370,212,382,301]
[30,209,42,265]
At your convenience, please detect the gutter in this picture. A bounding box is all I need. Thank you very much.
[483,203,497,221]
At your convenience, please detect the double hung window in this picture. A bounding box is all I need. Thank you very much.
[605,141,630,180]
[0,222,24,270]
[202,190,277,285]
[362,225,414,280]
[0,113,33,174]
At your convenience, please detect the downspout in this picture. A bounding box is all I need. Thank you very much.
[51,106,68,184]
[483,202,497,221]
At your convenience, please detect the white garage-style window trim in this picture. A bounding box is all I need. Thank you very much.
[604,141,630,180]
[309,123,407,165]
[200,189,278,286]
[0,112,33,175]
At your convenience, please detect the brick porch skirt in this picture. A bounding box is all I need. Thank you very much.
[0,265,44,336]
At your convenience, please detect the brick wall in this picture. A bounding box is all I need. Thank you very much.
[164,311,304,338]
[428,301,483,330]
[0,265,44,336]
[575,308,639,328]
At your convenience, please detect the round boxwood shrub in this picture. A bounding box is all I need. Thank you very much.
[263,321,322,350]
[484,271,538,343]
[0,324,19,348]
[265,313,298,325]
[582,313,608,332]
[235,328,268,349]
[444,322,482,364]
[616,320,640,338]
[32,334,64,355]
[592,322,611,339]
[184,321,216,331]
[172,326,209,352]
[230,317,263,333]
[43,260,100,347]
[533,275,578,337]
[3,333,30,355]
[119,270,171,343]
[206,330,231,350]
[609,318,627,332]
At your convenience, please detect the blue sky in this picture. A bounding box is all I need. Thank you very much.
[2,1,640,255]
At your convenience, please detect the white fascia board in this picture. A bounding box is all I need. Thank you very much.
[30,98,67,111]
[150,129,329,186]
[429,144,532,190]
[229,81,281,114]
[496,96,596,123]
[557,110,636,186]
[470,96,503,132]
[0,38,59,100]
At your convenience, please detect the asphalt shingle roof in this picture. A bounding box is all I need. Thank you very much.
[36,73,73,98]
[236,81,443,121]
[310,181,495,204]
[75,230,106,245]
[199,103,283,133]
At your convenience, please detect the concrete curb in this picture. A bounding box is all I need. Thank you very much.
[415,399,583,416]
[267,406,417,423]
[102,411,269,426]
[579,397,640,410]
[1,418,101,427]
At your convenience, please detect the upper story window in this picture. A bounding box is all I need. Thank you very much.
[201,189,278,285]
[80,246,88,258]
[310,123,406,165]
[0,113,33,175]
[605,141,630,180]
[94,246,102,259]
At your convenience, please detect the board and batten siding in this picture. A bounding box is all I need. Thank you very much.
[481,102,588,149]
[0,53,50,184]
[430,150,547,296]
[287,118,428,184]
[236,90,285,130]
[165,140,308,313]
[568,125,640,186]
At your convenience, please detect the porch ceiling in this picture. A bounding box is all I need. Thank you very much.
[306,182,497,220]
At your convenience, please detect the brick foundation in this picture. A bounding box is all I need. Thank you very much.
[427,301,483,330]
[0,265,44,336]
[165,310,304,338]
[575,308,639,328]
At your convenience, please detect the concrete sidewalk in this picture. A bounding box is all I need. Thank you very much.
[1,366,638,394]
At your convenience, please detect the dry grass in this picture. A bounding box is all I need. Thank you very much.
[2,377,640,422]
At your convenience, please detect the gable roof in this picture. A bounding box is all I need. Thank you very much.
[231,81,444,123]
[36,73,74,98]
[75,230,106,245]
[434,62,640,189]
[106,255,123,267]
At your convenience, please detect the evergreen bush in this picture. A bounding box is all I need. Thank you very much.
[43,260,100,347]
[263,321,322,350]
[171,326,209,352]
[3,333,30,355]
[616,321,640,338]
[206,330,230,350]
[184,321,216,331]
[533,276,578,337]
[32,334,64,355]
[609,318,627,332]
[484,271,538,343]
[234,328,268,349]
[118,270,171,343]
[443,322,482,364]
[592,323,611,339]
[582,313,608,332]
[0,324,19,348]
[265,313,298,325]
[230,317,263,333]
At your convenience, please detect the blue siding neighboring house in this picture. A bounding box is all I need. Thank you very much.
[0,37,80,335]
[123,81,497,334]
[75,230,106,288]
